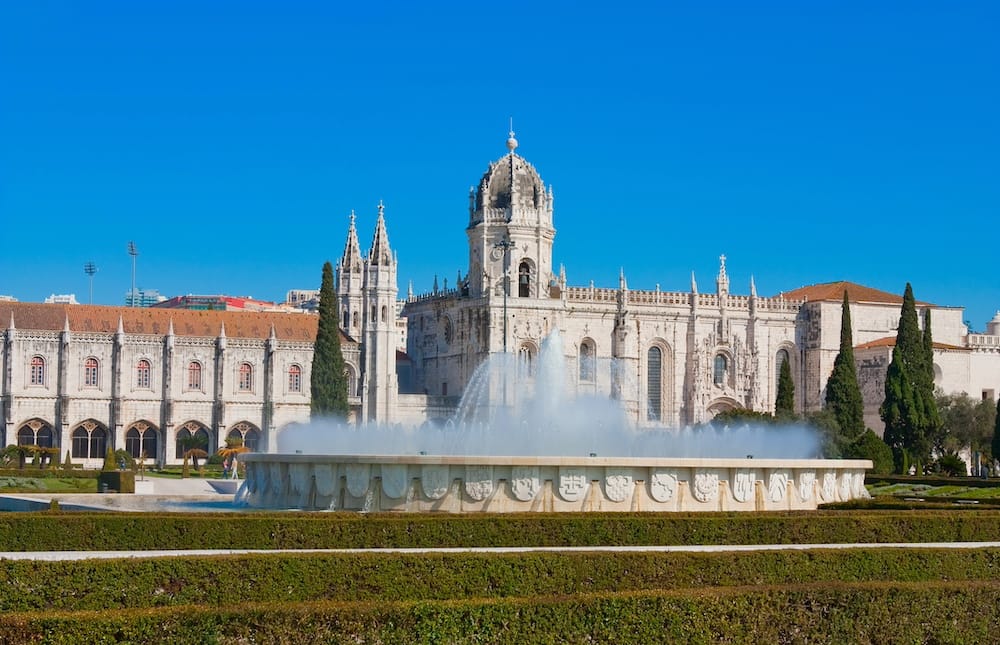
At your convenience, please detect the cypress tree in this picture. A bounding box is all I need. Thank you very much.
[825,291,865,442]
[921,308,941,434]
[880,283,932,471]
[774,356,795,419]
[992,398,1000,467]
[311,261,349,419]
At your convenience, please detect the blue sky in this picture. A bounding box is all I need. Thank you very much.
[2,1,998,329]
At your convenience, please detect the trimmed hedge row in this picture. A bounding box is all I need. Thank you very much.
[0,468,98,480]
[2,581,998,644]
[2,510,1000,551]
[2,548,1000,612]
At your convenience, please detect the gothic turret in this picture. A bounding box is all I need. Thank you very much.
[361,201,398,425]
[467,129,556,299]
[338,211,364,336]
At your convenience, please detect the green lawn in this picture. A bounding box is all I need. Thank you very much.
[0,476,97,493]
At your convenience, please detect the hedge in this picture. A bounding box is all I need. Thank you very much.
[2,510,1000,551]
[1,548,999,612]
[1,581,998,644]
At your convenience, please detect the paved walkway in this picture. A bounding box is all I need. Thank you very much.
[4,542,1000,561]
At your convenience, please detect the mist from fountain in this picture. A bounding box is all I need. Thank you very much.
[277,330,821,460]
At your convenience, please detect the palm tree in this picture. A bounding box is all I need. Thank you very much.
[179,433,209,477]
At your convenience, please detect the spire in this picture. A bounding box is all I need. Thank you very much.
[691,271,698,294]
[269,323,277,340]
[368,201,393,266]
[716,254,729,296]
[114,315,122,334]
[7,311,14,331]
[506,118,518,154]
[219,322,226,338]
[341,210,363,273]
[750,275,757,297]
[407,280,414,301]
[167,317,174,336]
[619,267,628,291]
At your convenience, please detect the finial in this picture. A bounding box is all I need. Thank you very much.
[750,275,757,297]
[377,200,385,217]
[67,314,74,334]
[691,271,698,293]
[167,317,174,335]
[8,311,14,330]
[720,254,727,271]
[506,117,518,153]
[349,209,356,225]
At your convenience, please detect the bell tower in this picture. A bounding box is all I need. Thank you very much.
[466,129,556,300]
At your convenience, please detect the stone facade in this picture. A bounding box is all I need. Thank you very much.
[3,135,999,466]
[0,304,355,467]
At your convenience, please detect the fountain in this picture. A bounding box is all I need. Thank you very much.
[239,332,872,512]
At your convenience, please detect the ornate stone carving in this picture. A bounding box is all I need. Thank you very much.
[345,464,371,498]
[768,471,789,502]
[314,463,336,497]
[381,464,408,499]
[838,472,853,501]
[510,466,540,501]
[558,467,588,502]
[464,465,494,501]
[733,468,755,503]
[798,471,816,502]
[421,465,449,500]
[692,471,719,503]
[604,468,633,503]
[648,469,678,502]
[852,470,870,499]
[820,471,836,502]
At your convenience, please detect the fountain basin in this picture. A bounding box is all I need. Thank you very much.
[240,453,872,512]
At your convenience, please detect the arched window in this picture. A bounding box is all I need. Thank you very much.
[647,347,663,421]
[187,362,203,390]
[775,349,789,386]
[136,359,151,389]
[83,357,99,387]
[517,346,535,378]
[342,308,349,326]
[29,356,45,386]
[713,354,728,386]
[72,422,107,459]
[228,422,261,452]
[238,362,253,392]
[579,341,595,382]
[352,311,359,328]
[175,423,210,460]
[17,422,52,447]
[370,306,376,323]
[17,427,34,446]
[381,305,388,322]
[288,365,302,393]
[126,423,158,460]
[518,261,531,297]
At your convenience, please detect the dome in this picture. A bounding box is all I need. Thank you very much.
[474,152,547,212]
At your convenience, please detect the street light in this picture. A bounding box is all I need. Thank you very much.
[493,236,516,353]
[127,241,138,307]
[83,262,98,304]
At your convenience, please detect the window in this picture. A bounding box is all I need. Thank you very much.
[187,362,203,390]
[288,365,302,393]
[713,354,728,386]
[228,422,260,452]
[517,346,535,378]
[647,347,662,421]
[579,342,595,382]
[518,261,531,297]
[126,423,157,460]
[381,305,387,322]
[352,311,359,328]
[83,357,99,387]
[370,306,376,323]
[136,359,151,389]
[72,422,107,459]
[238,362,253,392]
[29,356,45,386]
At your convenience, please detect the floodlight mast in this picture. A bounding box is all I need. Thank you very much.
[127,242,138,307]
[83,262,98,304]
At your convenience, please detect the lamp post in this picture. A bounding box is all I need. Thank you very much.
[493,237,515,353]
[127,241,138,307]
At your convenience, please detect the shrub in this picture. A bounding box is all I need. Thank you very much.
[846,429,894,474]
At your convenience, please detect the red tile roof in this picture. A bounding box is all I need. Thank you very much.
[854,335,966,351]
[778,281,930,306]
[0,302,345,343]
